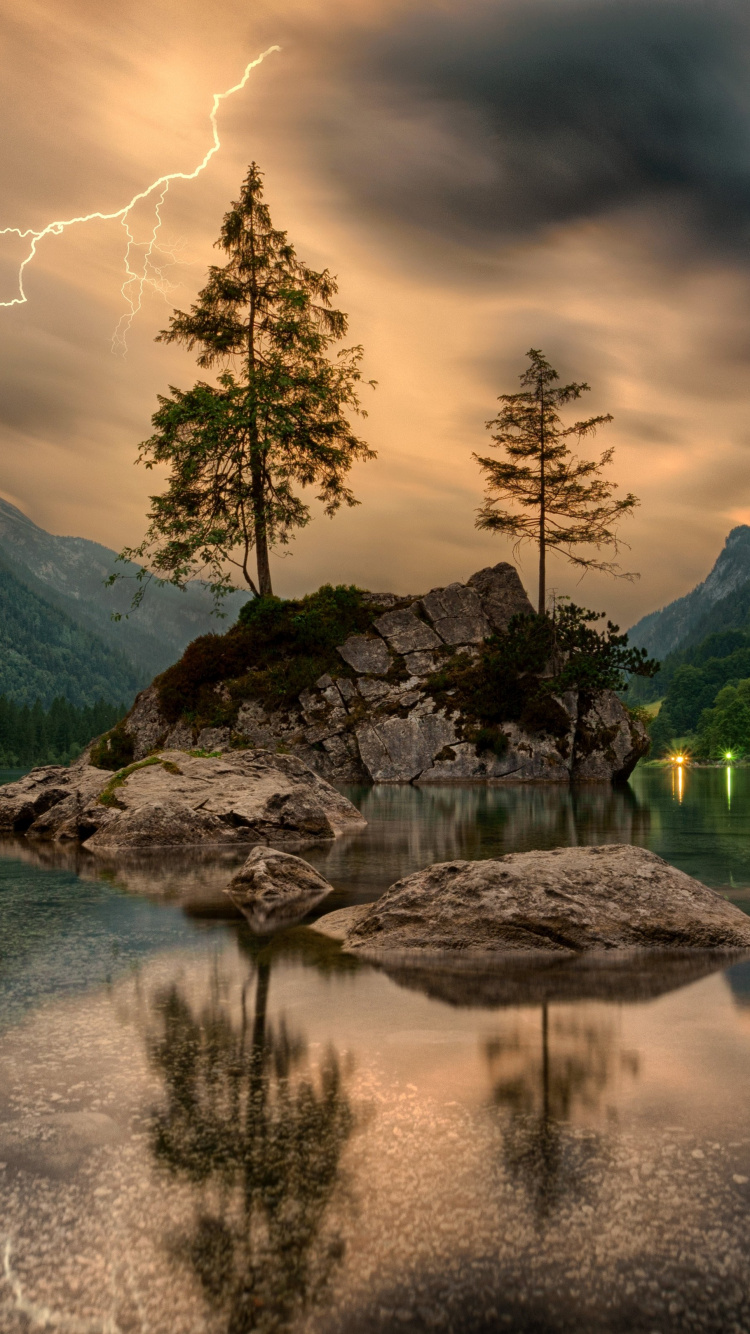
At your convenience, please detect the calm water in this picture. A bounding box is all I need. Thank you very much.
[2,767,750,1333]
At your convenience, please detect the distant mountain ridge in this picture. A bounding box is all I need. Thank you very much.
[0,499,250,705]
[627,526,750,661]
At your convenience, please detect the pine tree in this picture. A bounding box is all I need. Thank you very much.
[474,349,638,614]
[120,163,376,601]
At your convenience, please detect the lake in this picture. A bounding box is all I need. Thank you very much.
[2,765,750,1333]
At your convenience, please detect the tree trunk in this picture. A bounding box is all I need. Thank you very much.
[251,459,273,597]
[538,381,546,615]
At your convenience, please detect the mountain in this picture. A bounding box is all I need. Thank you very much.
[0,549,143,706]
[627,526,750,661]
[0,499,250,699]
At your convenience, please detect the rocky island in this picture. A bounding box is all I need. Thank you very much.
[89,562,649,788]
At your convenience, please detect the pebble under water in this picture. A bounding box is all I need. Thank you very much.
[2,766,750,1333]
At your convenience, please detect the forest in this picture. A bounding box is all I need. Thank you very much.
[0,696,126,769]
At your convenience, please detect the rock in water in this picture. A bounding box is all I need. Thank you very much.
[0,749,365,850]
[225,845,335,932]
[317,845,750,954]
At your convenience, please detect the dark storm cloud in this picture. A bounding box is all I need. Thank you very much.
[321,0,750,253]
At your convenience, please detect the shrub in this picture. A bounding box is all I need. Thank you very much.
[90,720,135,771]
[425,605,658,746]
[156,584,377,726]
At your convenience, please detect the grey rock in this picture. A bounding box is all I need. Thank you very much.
[0,750,366,850]
[336,678,358,703]
[195,726,231,751]
[420,583,491,645]
[467,562,534,631]
[126,685,169,760]
[373,607,441,654]
[358,677,391,701]
[324,844,750,954]
[0,761,105,835]
[164,722,195,750]
[356,711,457,781]
[403,651,438,677]
[225,845,335,932]
[314,673,334,689]
[573,689,649,782]
[337,634,392,675]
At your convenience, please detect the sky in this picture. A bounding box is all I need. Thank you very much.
[2,0,750,627]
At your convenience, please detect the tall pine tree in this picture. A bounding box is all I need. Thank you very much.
[475,349,638,614]
[121,164,375,601]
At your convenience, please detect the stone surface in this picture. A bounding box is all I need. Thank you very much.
[225,844,335,932]
[467,562,535,630]
[337,634,392,675]
[125,685,169,760]
[572,690,649,781]
[373,608,441,654]
[109,565,648,788]
[403,651,438,677]
[355,711,458,782]
[319,844,750,954]
[420,583,491,645]
[0,750,366,850]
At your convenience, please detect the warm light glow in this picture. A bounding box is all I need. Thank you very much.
[670,754,686,765]
[0,47,281,351]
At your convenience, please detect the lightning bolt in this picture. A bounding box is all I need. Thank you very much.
[0,46,281,350]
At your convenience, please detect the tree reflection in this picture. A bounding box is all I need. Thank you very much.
[486,1004,638,1225]
[147,951,353,1332]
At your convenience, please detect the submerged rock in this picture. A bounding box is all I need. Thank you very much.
[225,845,335,932]
[314,845,750,954]
[0,749,365,850]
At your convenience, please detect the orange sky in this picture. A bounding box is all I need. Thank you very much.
[1,0,750,626]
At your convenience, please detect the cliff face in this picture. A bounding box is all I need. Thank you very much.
[115,563,648,785]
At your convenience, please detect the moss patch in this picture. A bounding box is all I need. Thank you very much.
[98,755,181,808]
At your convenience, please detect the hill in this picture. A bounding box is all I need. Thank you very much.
[628,526,750,662]
[0,549,142,706]
[0,498,250,701]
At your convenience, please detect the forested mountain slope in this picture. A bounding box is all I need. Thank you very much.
[0,550,142,706]
[628,526,750,662]
[0,498,249,683]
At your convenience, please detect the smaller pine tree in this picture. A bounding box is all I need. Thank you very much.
[475,349,638,614]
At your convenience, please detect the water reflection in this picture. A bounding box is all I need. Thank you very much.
[307,782,651,907]
[486,1005,639,1225]
[146,942,354,1333]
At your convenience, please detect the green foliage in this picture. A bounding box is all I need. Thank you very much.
[156,584,375,725]
[0,696,126,769]
[649,634,750,752]
[118,163,375,603]
[692,679,750,760]
[475,348,637,611]
[0,553,141,708]
[426,605,658,745]
[89,720,136,771]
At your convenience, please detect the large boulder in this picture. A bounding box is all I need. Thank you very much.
[225,845,335,932]
[315,845,750,954]
[0,749,365,850]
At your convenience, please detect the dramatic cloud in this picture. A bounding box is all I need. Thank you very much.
[318,0,750,256]
[1,0,750,629]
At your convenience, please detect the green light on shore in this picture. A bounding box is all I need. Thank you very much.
[725,751,734,761]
